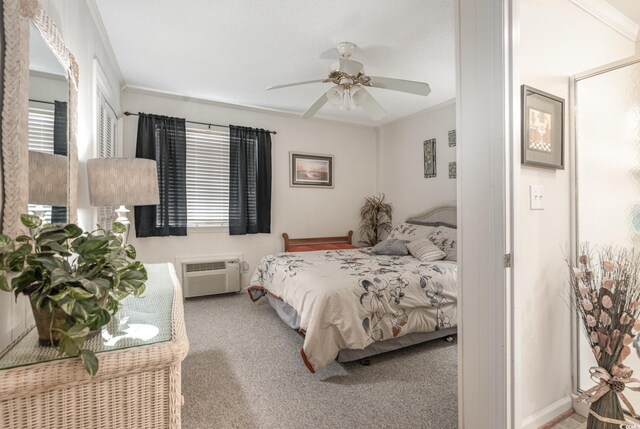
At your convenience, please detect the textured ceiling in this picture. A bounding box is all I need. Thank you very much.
[94,0,455,126]
[606,0,640,26]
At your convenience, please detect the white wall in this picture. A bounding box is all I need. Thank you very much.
[122,89,377,285]
[377,100,457,223]
[0,0,123,350]
[29,73,68,103]
[517,0,635,425]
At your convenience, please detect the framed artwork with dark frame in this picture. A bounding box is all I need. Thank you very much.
[289,152,334,188]
[424,139,436,178]
[521,85,564,169]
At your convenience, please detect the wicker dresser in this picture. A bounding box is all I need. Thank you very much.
[0,263,189,429]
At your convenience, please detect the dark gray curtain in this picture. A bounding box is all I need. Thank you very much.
[134,113,187,237]
[51,100,67,224]
[229,125,272,235]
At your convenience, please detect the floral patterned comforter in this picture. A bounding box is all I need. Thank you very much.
[248,248,458,373]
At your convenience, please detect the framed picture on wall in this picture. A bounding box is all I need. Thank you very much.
[521,85,564,169]
[290,152,334,188]
[424,139,437,178]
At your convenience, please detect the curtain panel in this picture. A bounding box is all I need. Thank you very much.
[229,125,272,235]
[51,100,67,224]
[134,113,187,237]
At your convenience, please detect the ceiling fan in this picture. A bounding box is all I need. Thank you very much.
[266,42,431,121]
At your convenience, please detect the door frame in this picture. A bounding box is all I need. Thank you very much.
[456,0,518,427]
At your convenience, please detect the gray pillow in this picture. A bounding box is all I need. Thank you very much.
[371,239,409,256]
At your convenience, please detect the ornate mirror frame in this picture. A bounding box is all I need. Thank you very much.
[2,0,78,237]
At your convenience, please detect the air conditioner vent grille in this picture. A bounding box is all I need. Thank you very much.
[185,261,226,272]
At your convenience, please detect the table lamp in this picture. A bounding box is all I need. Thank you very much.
[29,151,68,220]
[87,158,160,235]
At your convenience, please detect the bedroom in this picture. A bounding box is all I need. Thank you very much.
[1,0,640,429]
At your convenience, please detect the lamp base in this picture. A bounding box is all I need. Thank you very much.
[31,205,48,223]
[114,205,130,225]
[114,205,131,243]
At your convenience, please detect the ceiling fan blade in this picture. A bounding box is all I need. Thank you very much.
[358,89,386,121]
[338,58,364,75]
[368,76,431,96]
[301,93,329,118]
[266,79,327,91]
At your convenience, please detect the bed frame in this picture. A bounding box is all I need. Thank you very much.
[282,231,353,252]
[406,206,457,226]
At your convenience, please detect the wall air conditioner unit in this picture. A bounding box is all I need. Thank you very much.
[181,258,240,298]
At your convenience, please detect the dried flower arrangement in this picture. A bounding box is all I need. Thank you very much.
[569,246,640,428]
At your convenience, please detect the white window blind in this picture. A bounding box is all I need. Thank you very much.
[186,127,230,227]
[27,105,55,223]
[28,106,55,154]
[96,92,118,229]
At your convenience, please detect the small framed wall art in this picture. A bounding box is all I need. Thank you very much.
[424,139,436,178]
[521,85,564,169]
[290,152,334,188]
[449,162,456,179]
[448,130,456,147]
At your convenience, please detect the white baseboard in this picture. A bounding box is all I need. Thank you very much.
[522,396,573,429]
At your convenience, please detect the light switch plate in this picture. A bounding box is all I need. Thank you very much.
[530,185,544,210]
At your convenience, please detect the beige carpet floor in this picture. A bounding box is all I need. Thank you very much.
[182,293,458,429]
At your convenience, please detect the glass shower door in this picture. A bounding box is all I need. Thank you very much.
[574,57,640,413]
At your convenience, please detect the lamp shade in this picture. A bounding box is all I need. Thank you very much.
[29,151,68,206]
[87,158,159,206]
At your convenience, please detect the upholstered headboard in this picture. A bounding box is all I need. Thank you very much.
[406,206,457,227]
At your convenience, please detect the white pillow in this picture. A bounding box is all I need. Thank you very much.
[406,237,446,262]
[427,226,457,261]
[388,223,435,241]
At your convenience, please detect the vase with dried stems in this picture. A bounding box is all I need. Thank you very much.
[568,246,640,429]
[358,194,393,247]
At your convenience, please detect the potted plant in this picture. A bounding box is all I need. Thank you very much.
[0,215,148,375]
[359,194,393,247]
[569,246,640,428]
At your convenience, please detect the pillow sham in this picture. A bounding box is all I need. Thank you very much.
[371,239,409,256]
[406,237,446,262]
[427,226,457,261]
[388,222,435,241]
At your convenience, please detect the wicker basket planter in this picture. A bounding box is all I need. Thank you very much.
[30,298,67,346]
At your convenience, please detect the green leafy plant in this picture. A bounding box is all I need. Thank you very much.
[0,215,148,375]
[359,194,393,247]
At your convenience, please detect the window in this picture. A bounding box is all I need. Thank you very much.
[27,104,55,223]
[96,90,118,229]
[185,127,230,227]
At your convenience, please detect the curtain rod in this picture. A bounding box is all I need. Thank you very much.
[123,111,277,135]
[29,98,56,105]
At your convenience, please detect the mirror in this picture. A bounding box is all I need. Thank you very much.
[2,0,78,237]
[27,23,70,224]
[574,57,640,411]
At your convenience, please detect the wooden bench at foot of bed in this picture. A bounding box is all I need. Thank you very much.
[282,231,356,252]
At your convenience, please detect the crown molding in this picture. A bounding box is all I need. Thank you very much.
[123,86,378,130]
[570,0,639,42]
[85,0,125,87]
[376,98,456,129]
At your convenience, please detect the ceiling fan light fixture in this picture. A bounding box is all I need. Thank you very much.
[327,85,344,105]
[351,86,368,108]
[341,87,351,111]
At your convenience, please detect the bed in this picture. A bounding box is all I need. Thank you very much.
[248,206,458,373]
